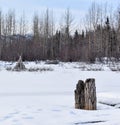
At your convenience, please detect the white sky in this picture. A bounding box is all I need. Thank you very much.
[0,0,119,31]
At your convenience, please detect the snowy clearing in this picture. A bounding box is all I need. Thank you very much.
[0,61,120,125]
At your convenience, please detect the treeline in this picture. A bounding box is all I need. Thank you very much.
[0,2,120,62]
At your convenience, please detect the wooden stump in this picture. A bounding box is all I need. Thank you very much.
[74,78,97,110]
[75,80,85,109]
[84,79,96,110]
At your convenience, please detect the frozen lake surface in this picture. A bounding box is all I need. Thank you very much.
[0,61,120,125]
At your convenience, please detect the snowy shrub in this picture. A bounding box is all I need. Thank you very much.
[45,60,59,65]
[86,67,103,71]
[28,67,53,72]
[6,67,12,71]
[110,66,120,72]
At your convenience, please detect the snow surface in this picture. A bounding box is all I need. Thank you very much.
[0,61,120,125]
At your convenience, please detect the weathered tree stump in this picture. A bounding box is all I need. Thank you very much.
[74,78,97,110]
[84,79,96,110]
[13,56,26,71]
[75,80,85,109]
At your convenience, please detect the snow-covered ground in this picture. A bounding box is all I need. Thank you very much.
[0,61,120,125]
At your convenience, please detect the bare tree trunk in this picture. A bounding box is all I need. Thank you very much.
[0,9,2,36]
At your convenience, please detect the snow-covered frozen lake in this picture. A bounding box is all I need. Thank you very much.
[0,61,120,125]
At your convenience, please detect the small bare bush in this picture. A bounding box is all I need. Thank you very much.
[27,67,53,72]
[6,67,12,71]
[45,60,59,65]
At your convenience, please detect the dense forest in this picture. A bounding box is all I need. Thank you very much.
[0,2,120,62]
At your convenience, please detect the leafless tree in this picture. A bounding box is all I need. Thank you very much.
[0,9,2,36]
[19,12,27,36]
[61,8,74,61]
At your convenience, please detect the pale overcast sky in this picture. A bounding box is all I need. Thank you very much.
[0,0,119,18]
[0,0,119,29]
